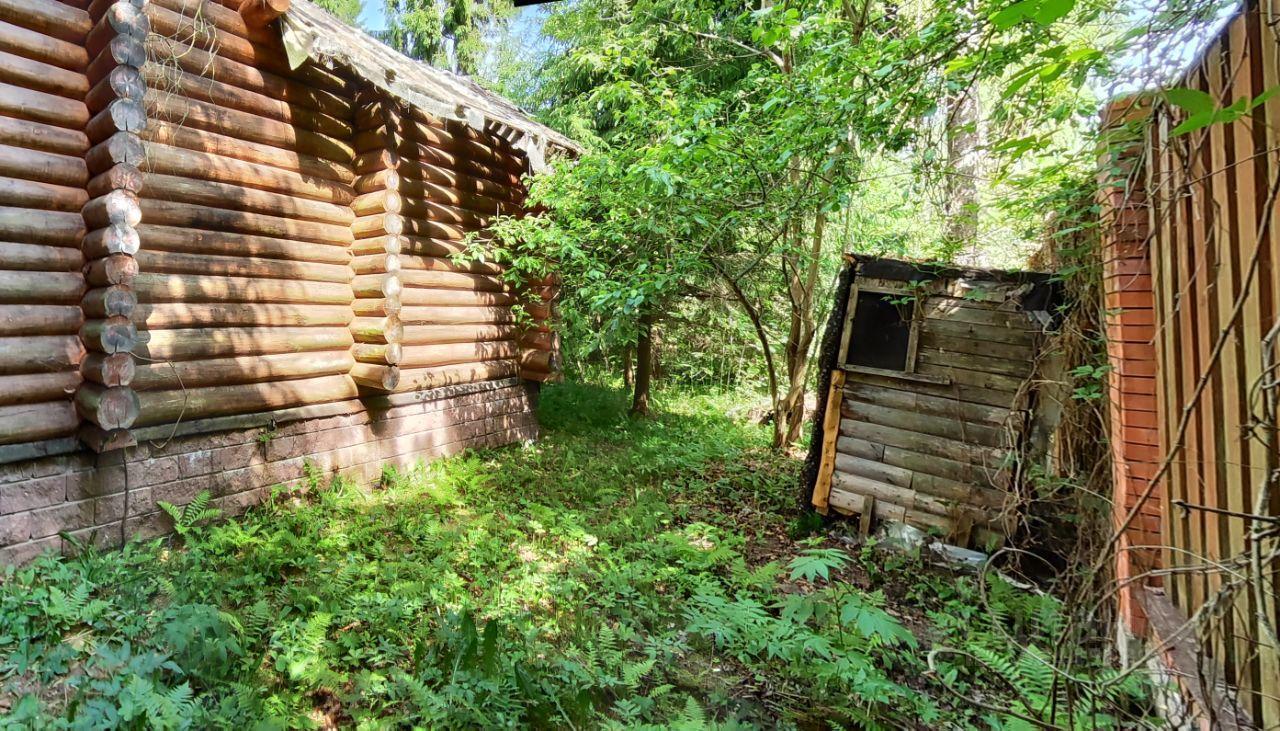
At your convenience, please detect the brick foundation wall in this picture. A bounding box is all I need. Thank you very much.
[0,379,537,564]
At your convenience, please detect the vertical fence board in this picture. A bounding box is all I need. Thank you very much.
[1254,7,1280,725]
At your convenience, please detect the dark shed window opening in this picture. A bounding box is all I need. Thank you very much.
[845,291,915,371]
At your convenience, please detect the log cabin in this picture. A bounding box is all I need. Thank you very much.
[0,0,573,563]
[804,255,1065,550]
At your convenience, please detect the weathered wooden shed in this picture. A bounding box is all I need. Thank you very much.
[0,0,573,562]
[805,255,1063,549]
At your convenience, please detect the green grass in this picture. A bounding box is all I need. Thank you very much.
[0,382,1153,729]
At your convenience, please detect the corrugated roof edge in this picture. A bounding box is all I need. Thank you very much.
[279,0,581,173]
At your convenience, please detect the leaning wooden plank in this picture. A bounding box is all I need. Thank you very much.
[907,469,1008,511]
[132,350,354,390]
[811,369,846,513]
[875,440,1011,489]
[834,451,911,489]
[0,400,79,445]
[921,316,1038,346]
[830,470,984,524]
[133,326,353,361]
[924,297,1037,327]
[134,373,359,426]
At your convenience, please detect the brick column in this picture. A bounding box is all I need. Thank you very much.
[1099,98,1161,634]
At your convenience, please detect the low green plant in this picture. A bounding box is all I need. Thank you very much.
[0,382,1155,728]
[156,491,221,540]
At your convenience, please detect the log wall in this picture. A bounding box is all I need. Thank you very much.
[0,0,91,446]
[0,0,562,563]
[134,0,359,429]
[353,94,527,393]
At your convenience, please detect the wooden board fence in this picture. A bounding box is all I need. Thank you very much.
[1100,3,1280,724]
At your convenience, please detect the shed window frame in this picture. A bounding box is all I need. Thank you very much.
[837,281,924,377]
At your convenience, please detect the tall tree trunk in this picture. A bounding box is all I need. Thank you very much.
[775,211,827,449]
[717,264,784,447]
[631,312,654,416]
[942,80,982,261]
[622,345,634,390]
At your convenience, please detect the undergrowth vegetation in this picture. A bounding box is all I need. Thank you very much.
[0,383,1154,729]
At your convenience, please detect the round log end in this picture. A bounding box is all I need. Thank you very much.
[351,363,399,391]
[82,352,136,387]
[81,316,138,354]
[383,342,402,365]
[382,213,404,236]
[76,384,140,431]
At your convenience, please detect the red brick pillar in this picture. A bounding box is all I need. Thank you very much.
[1099,98,1162,635]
